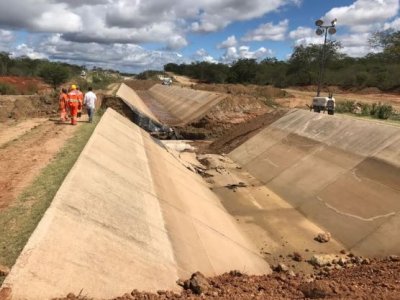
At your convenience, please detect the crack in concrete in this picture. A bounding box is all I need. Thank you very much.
[317,196,397,222]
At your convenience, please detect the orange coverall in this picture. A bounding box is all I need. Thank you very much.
[68,90,82,125]
[59,92,69,121]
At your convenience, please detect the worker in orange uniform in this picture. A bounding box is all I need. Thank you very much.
[59,88,69,122]
[67,84,82,125]
[76,86,84,118]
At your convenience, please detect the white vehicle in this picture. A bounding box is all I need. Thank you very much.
[311,95,335,115]
[162,78,172,85]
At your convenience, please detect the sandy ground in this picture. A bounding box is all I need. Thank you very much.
[166,73,196,86]
[280,88,400,110]
[0,118,48,147]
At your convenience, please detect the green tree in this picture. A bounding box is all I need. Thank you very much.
[370,30,400,60]
[0,52,11,75]
[39,64,70,89]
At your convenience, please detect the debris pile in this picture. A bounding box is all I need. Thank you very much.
[56,258,400,299]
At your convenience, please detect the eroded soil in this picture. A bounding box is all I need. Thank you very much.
[54,258,400,300]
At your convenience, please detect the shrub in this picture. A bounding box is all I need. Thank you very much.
[0,82,17,95]
[335,100,355,113]
[370,102,393,119]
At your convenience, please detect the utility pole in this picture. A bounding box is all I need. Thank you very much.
[315,18,337,97]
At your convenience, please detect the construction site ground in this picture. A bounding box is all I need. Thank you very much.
[0,78,400,299]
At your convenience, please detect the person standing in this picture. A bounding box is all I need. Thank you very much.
[83,87,97,123]
[59,88,69,122]
[76,86,84,118]
[67,84,82,125]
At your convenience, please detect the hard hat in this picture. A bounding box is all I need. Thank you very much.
[71,84,77,90]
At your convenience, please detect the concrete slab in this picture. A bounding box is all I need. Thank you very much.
[116,83,160,123]
[2,109,269,300]
[229,109,400,256]
[147,84,226,125]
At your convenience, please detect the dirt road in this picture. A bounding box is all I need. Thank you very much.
[280,88,400,110]
[0,84,117,211]
[0,119,81,211]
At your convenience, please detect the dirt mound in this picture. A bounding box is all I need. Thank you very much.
[101,96,136,121]
[174,86,280,139]
[56,258,400,299]
[206,109,288,154]
[124,80,159,90]
[0,76,49,95]
[0,95,58,122]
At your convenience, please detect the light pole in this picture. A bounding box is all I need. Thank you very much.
[315,18,337,97]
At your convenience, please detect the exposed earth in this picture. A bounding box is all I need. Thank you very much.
[0,77,400,299]
[53,257,400,299]
[0,76,50,95]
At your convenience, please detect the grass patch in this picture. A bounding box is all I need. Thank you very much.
[0,109,105,284]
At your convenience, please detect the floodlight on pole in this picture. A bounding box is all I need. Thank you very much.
[315,18,337,97]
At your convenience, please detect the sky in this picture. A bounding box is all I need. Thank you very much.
[0,0,399,73]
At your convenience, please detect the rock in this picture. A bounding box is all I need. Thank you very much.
[184,272,210,295]
[300,281,333,299]
[362,258,371,265]
[288,270,296,277]
[389,255,400,262]
[292,252,303,262]
[176,279,185,287]
[0,264,10,276]
[276,263,289,272]
[338,257,347,266]
[229,270,243,276]
[309,254,337,267]
[304,274,315,283]
[314,232,331,243]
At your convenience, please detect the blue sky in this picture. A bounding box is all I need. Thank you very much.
[0,0,399,72]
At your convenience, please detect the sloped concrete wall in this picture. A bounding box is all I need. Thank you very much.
[116,83,160,123]
[3,109,269,299]
[148,84,226,125]
[230,109,400,256]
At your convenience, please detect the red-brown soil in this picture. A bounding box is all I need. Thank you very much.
[54,258,400,300]
[0,120,79,211]
[0,76,50,95]
[206,109,288,154]
[173,83,288,139]
[0,95,59,122]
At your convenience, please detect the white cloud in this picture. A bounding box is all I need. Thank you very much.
[217,35,238,49]
[221,45,272,63]
[0,0,82,33]
[10,34,189,72]
[383,17,400,30]
[337,32,376,57]
[289,26,314,40]
[324,0,399,32]
[0,0,300,47]
[12,44,47,59]
[242,19,289,42]
[194,48,217,63]
[0,29,14,52]
[189,0,298,33]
